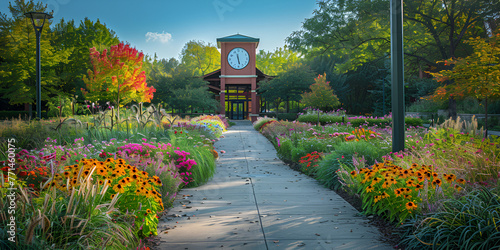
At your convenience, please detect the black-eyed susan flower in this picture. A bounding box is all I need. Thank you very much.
[63,171,71,178]
[457,178,466,184]
[366,185,374,193]
[446,174,456,183]
[350,170,357,177]
[432,178,442,187]
[405,201,418,211]
[414,184,423,191]
[113,184,125,193]
[146,209,152,214]
[394,189,402,197]
[371,177,382,185]
[97,168,107,176]
[454,184,462,191]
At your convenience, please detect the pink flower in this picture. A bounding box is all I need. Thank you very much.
[220,150,226,154]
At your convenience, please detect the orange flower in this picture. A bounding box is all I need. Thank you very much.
[405,201,418,210]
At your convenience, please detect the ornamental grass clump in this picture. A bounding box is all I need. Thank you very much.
[44,158,163,238]
[399,188,500,249]
[347,161,466,223]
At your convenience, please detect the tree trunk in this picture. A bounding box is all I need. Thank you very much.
[448,97,457,120]
[485,96,488,138]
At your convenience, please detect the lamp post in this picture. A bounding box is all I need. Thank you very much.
[24,12,53,120]
[390,0,405,152]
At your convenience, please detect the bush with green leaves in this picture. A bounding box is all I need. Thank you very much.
[253,116,277,131]
[316,140,390,190]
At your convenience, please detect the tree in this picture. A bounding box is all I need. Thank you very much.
[51,18,120,99]
[429,31,500,137]
[153,71,218,113]
[287,0,499,75]
[258,65,316,115]
[178,40,220,76]
[0,0,71,108]
[301,73,340,111]
[256,46,302,76]
[82,42,156,120]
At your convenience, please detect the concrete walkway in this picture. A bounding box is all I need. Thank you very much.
[156,121,393,250]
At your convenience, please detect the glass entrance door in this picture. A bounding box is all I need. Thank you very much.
[230,101,245,120]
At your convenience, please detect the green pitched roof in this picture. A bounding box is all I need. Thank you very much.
[217,34,259,48]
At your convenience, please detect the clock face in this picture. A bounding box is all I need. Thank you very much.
[227,47,249,70]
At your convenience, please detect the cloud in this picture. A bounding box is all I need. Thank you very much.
[145,31,172,43]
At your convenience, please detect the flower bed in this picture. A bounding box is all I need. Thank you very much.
[256,117,500,248]
[0,114,229,249]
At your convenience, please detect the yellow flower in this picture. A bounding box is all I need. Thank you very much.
[454,184,462,192]
[457,178,466,184]
[371,177,382,185]
[350,170,357,177]
[113,184,125,193]
[432,178,442,187]
[366,185,374,193]
[394,189,402,197]
[382,181,391,189]
[405,201,418,211]
[146,209,152,214]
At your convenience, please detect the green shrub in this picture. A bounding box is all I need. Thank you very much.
[291,146,307,162]
[253,116,277,130]
[261,113,298,121]
[404,117,424,127]
[275,137,294,161]
[316,140,390,190]
[399,188,500,249]
[0,111,48,119]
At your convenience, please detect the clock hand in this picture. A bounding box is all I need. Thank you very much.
[237,54,240,64]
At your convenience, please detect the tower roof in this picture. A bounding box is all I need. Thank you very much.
[216,34,259,48]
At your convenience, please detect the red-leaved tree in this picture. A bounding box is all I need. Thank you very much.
[82,42,155,119]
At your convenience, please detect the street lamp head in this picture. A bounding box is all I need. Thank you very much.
[24,12,53,30]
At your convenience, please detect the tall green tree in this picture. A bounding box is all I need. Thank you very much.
[256,46,302,76]
[258,65,316,114]
[0,0,71,107]
[153,71,218,113]
[51,18,120,98]
[178,40,220,76]
[287,0,499,74]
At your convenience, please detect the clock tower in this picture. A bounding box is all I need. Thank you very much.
[217,34,259,122]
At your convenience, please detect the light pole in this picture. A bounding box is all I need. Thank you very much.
[24,12,53,120]
[390,0,405,152]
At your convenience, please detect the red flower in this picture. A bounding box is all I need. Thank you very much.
[1,166,9,172]
[18,171,27,177]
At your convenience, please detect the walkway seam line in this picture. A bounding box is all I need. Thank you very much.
[239,128,269,250]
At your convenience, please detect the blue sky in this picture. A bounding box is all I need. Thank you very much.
[1,0,319,60]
